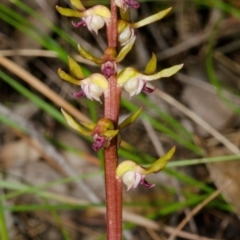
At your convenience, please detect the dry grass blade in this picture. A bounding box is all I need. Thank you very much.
[0,56,90,123]
[151,85,240,155]
[167,180,232,240]
[0,49,97,66]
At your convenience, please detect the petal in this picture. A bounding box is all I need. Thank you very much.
[71,89,85,98]
[57,68,80,85]
[92,134,105,151]
[85,15,105,34]
[103,129,119,138]
[144,64,184,81]
[81,81,102,102]
[116,160,139,177]
[117,67,139,87]
[83,5,111,19]
[131,7,172,28]
[56,6,83,17]
[118,107,142,130]
[122,171,141,191]
[78,44,103,64]
[61,109,92,136]
[118,26,135,46]
[124,78,145,97]
[142,83,155,93]
[68,56,85,79]
[140,176,156,188]
[90,73,109,90]
[144,146,176,175]
[115,36,136,63]
[144,53,157,75]
[132,172,142,189]
[125,0,140,9]
[72,20,87,28]
[70,0,85,11]
[101,61,117,78]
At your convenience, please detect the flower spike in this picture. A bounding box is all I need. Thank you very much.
[116,147,175,191]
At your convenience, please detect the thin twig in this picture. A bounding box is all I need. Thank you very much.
[0,49,97,66]
[151,86,240,154]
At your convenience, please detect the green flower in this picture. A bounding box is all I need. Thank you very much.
[117,53,183,97]
[61,108,142,151]
[58,56,108,102]
[56,1,111,35]
[116,147,175,191]
[118,8,171,46]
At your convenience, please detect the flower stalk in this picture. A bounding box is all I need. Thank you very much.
[104,1,122,238]
[56,0,183,239]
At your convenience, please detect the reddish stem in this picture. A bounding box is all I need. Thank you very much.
[104,1,123,239]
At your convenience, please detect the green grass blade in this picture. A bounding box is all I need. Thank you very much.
[121,98,202,154]
[0,196,9,240]
[0,70,66,125]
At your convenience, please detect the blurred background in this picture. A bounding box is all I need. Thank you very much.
[1,0,240,239]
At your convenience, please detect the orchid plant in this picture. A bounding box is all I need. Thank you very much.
[56,0,183,239]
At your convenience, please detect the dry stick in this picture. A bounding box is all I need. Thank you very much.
[104,1,122,239]
[167,180,232,240]
[0,49,97,66]
[0,56,90,123]
[151,86,240,155]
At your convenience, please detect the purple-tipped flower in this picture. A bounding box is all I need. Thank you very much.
[56,5,111,35]
[117,8,172,46]
[57,57,109,102]
[122,171,155,191]
[61,110,119,152]
[116,147,176,191]
[72,14,105,34]
[117,53,183,97]
[115,0,140,12]
[61,108,143,152]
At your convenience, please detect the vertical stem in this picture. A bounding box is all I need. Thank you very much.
[104,0,123,239]
[104,75,122,240]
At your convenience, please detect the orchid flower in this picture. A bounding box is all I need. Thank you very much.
[117,53,183,97]
[58,56,108,102]
[116,147,175,191]
[56,1,111,34]
[61,108,142,151]
[77,36,136,78]
[61,109,119,151]
[118,8,172,46]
